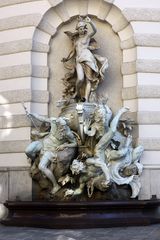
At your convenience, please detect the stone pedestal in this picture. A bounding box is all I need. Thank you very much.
[1,200,160,229]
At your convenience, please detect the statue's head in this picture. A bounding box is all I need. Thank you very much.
[110,139,120,150]
[76,16,87,35]
[54,117,68,139]
[94,107,104,123]
[56,117,66,126]
[70,159,85,175]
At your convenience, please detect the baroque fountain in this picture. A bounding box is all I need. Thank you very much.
[2,16,160,228]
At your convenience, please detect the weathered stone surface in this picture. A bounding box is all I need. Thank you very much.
[138,138,160,151]
[97,1,111,20]
[138,99,160,112]
[64,0,79,18]
[0,90,32,104]
[104,0,114,3]
[0,65,32,80]
[123,8,160,21]
[32,41,50,53]
[122,61,136,75]
[0,140,30,153]
[78,0,88,16]
[0,167,30,171]
[112,15,128,33]
[150,169,160,199]
[88,0,102,16]
[138,85,160,98]
[38,20,57,36]
[122,86,137,100]
[54,2,70,22]
[135,34,160,47]
[0,14,41,32]
[0,40,32,56]
[122,86,160,100]
[122,111,137,123]
[123,48,136,63]
[120,36,135,49]
[0,127,30,142]
[137,60,160,73]
[0,90,49,104]
[9,170,32,201]
[32,90,50,103]
[131,22,160,35]
[0,172,8,203]
[0,153,30,167]
[121,34,160,49]
[138,112,160,124]
[139,169,151,200]
[32,65,49,78]
[0,0,42,7]
[118,24,133,41]
[0,115,30,129]
[48,0,63,7]
[106,4,122,26]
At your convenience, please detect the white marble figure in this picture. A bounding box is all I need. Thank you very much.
[84,103,112,141]
[65,107,129,197]
[85,107,129,185]
[24,15,144,200]
[65,158,108,198]
[25,112,77,195]
[107,135,144,198]
[62,16,108,101]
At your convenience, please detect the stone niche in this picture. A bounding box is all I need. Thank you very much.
[48,17,123,117]
[31,16,124,200]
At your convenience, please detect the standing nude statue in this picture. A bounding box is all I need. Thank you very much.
[62,16,108,101]
[25,112,77,195]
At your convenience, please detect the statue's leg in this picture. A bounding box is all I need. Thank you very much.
[85,79,91,102]
[110,107,129,132]
[132,145,144,162]
[74,183,85,195]
[38,151,60,195]
[74,63,84,99]
[86,157,110,183]
[95,107,129,156]
[25,141,42,160]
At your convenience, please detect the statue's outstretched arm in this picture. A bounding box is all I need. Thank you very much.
[65,132,77,147]
[31,130,49,138]
[61,48,75,62]
[29,113,52,123]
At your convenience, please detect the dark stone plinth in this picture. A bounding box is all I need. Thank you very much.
[1,200,160,229]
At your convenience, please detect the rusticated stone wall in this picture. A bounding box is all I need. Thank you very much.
[0,0,160,210]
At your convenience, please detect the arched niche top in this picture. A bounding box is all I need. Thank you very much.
[33,0,135,48]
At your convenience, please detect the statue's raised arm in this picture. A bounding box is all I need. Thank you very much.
[28,113,53,123]
[85,16,97,38]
